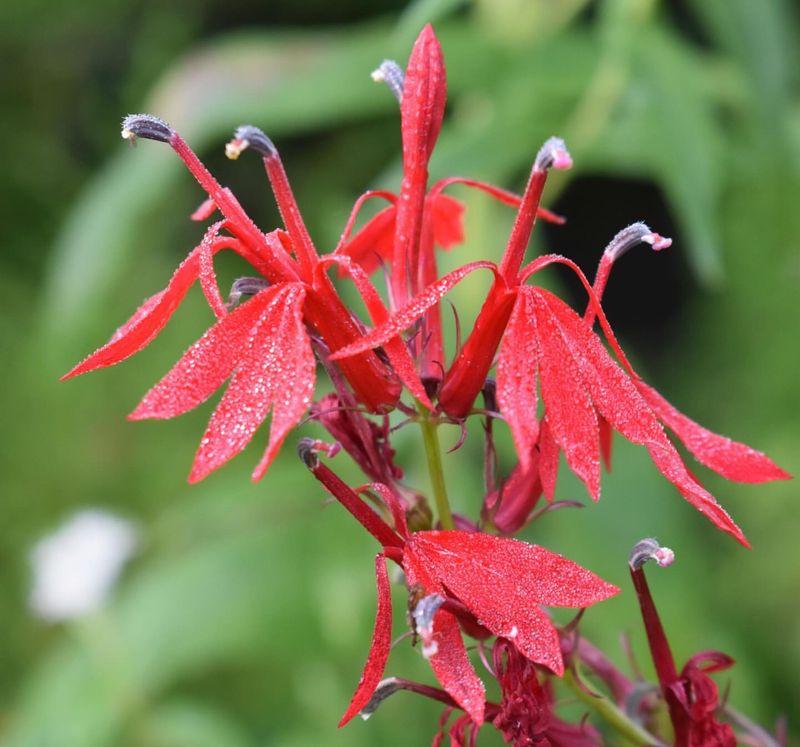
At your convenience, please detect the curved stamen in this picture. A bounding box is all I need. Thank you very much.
[534,136,573,171]
[226,125,277,159]
[121,113,174,143]
[372,60,405,103]
[227,124,319,280]
[585,223,672,325]
[629,538,675,570]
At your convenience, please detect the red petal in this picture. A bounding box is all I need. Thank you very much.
[427,611,485,725]
[538,415,560,501]
[430,193,464,249]
[599,415,613,471]
[408,531,619,675]
[336,205,396,276]
[401,25,447,174]
[529,290,601,501]
[190,196,217,222]
[318,256,432,409]
[542,290,748,546]
[635,380,790,483]
[189,283,313,482]
[331,261,500,360]
[198,233,227,320]
[63,224,235,380]
[339,554,393,727]
[497,290,540,471]
[130,289,276,420]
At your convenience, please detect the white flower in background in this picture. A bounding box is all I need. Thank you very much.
[29,509,138,621]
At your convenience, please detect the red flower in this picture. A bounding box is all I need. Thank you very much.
[333,214,789,545]
[490,638,602,747]
[629,539,736,746]
[334,25,562,382]
[297,447,618,727]
[61,110,437,481]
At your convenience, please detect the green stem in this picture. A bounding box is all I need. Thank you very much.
[417,404,454,530]
[563,669,663,746]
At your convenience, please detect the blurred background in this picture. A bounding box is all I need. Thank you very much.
[1,0,799,744]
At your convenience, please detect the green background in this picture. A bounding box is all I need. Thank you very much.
[1,0,798,743]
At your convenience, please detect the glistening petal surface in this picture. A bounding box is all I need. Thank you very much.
[63,226,228,379]
[339,555,393,727]
[497,290,540,471]
[635,379,790,483]
[189,283,313,482]
[130,289,275,420]
[408,531,619,674]
[542,290,747,545]
[529,290,601,500]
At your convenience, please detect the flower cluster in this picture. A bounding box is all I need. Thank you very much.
[65,25,789,745]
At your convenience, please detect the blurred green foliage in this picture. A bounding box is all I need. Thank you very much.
[1,0,798,744]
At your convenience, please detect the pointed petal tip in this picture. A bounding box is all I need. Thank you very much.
[59,367,79,382]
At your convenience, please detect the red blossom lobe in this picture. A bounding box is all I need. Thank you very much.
[337,193,464,277]
[62,226,246,380]
[496,289,540,471]
[186,283,314,482]
[635,380,791,483]
[406,531,619,675]
[539,288,747,545]
[130,286,280,420]
[404,553,486,725]
[339,555,394,727]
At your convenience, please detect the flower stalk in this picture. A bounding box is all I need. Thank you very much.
[416,403,454,530]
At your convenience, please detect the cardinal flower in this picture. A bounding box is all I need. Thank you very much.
[629,539,737,746]
[333,196,789,545]
[297,441,618,727]
[334,25,562,383]
[489,638,602,747]
[62,110,443,482]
